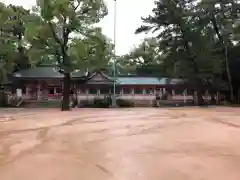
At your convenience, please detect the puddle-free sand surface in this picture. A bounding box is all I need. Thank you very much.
[0,107,240,180]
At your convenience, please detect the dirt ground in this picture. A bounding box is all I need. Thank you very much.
[0,107,240,180]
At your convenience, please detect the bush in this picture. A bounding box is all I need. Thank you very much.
[79,98,133,108]
[92,97,110,108]
[79,97,111,108]
[37,101,60,108]
[0,90,9,107]
[116,99,134,107]
[78,100,90,107]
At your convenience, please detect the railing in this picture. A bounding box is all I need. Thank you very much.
[18,93,213,103]
[76,94,210,101]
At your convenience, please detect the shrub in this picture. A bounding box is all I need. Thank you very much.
[116,99,134,107]
[78,100,90,107]
[79,97,111,108]
[92,97,110,108]
[0,90,9,107]
[79,98,133,108]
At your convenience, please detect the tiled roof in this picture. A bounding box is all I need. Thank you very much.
[12,67,184,85]
[12,67,86,79]
[116,77,183,85]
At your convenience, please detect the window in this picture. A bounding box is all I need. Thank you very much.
[56,87,62,94]
[109,87,121,94]
[88,88,97,94]
[116,87,121,94]
[175,89,184,95]
[187,90,194,95]
[146,88,154,94]
[48,88,54,94]
[99,87,109,94]
[122,88,131,94]
[134,88,143,94]
[78,89,86,94]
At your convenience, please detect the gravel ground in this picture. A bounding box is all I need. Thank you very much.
[0,107,240,180]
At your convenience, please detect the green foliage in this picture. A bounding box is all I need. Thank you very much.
[128,38,161,65]
[93,97,111,108]
[116,99,134,107]
[79,97,111,108]
[0,3,15,84]
[134,0,240,104]
[115,38,165,75]
[0,89,9,107]
[0,3,37,84]
[0,0,112,110]
[25,0,109,73]
[135,0,239,83]
[79,98,134,108]
[69,27,113,72]
[24,0,109,110]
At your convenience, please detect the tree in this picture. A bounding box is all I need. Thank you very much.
[112,55,137,75]
[128,38,161,65]
[195,0,240,102]
[115,38,170,76]
[69,27,113,72]
[0,2,38,86]
[0,2,16,85]
[27,0,107,111]
[136,0,224,105]
[7,4,33,71]
[0,2,16,106]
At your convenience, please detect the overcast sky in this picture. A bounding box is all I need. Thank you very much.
[2,0,154,55]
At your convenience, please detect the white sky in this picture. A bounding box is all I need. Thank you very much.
[2,0,155,55]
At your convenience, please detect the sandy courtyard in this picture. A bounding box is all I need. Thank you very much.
[0,107,240,180]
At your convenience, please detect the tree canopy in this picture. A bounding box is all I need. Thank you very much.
[0,3,33,84]
[1,0,240,107]
[135,0,240,104]
[0,0,113,110]
[30,0,108,110]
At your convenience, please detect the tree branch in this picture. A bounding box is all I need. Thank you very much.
[63,16,69,47]
[48,22,63,46]
[55,50,63,65]
[210,14,224,44]
[74,1,81,11]
[69,0,81,11]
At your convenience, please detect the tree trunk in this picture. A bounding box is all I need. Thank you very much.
[211,15,224,44]
[209,90,216,105]
[196,89,204,106]
[72,89,78,108]
[194,79,205,106]
[61,73,71,111]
